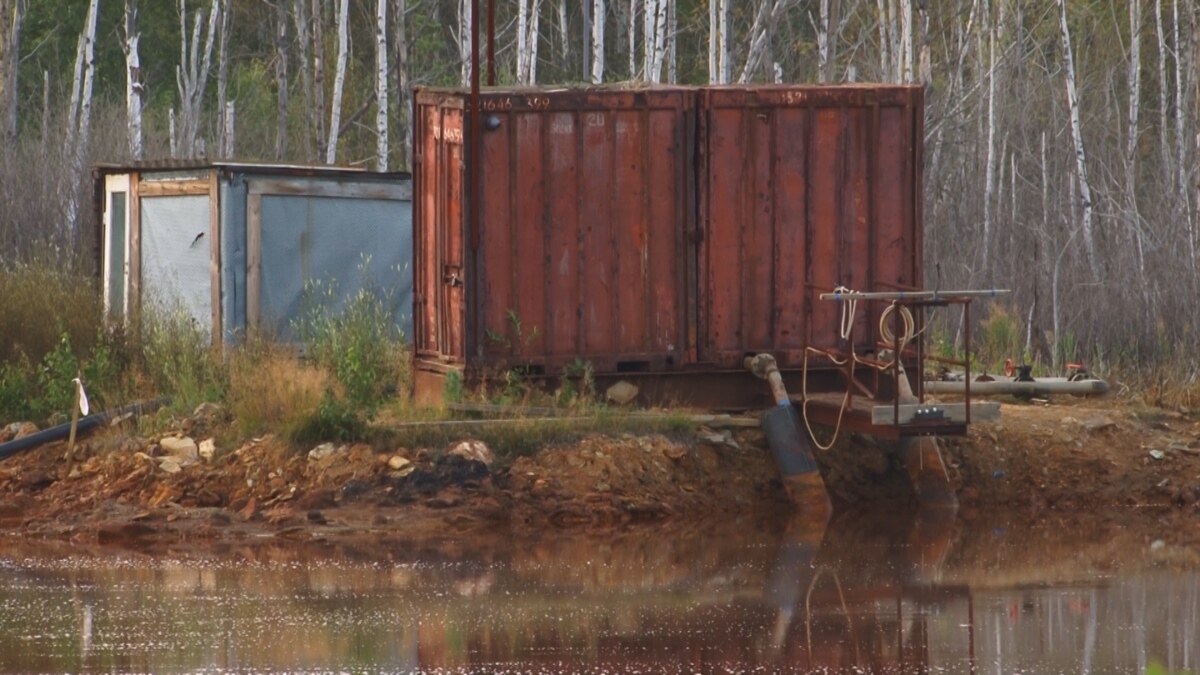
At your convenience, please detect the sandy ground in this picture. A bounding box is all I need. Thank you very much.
[1,396,1199,549]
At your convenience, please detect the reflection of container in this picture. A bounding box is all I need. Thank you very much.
[94,162,413,345]
[413,85,923,406]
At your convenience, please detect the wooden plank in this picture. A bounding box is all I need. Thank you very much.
[446,402,762,427]
[871,402,1001,426]
[129,173,141,326]
[246,178,412,201]
[137,179,211,197]
[208,169,222,345]
[247,193,262,333]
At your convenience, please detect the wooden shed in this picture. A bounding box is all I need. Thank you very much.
[94,161,413,344]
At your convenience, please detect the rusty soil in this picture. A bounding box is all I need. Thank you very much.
[2,397,1200,550]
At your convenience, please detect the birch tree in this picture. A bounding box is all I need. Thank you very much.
[293,0,314,161]
[458,0,473,85]
[0,0,26,144]
[273,0,289,160]
[517,0,543,85]
[64,0,99,234]
[310,0,326,159]
[122,0,143,159]
[643,0,669,83]
[816,0,831,82]
[215,0,232,157]
[590,0,605,83]
[391,0,410,169]
[175,0,220,158]
[1125,0,1145,278]
[708,0,729,83]
[375,0,388,171]
[737,0,792,84]
[1057,0,1097,272]
[325,0,348,165]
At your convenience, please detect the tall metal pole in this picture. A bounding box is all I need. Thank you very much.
[469,0,480,253]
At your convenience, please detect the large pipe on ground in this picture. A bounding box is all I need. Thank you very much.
[0,399,166,460]
[745,353,832,517]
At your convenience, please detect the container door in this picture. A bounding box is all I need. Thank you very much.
[440,109,466,361]
[698,86,921,368]
[102,174,131,322]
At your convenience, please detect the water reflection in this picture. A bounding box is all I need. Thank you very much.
[0,511,1196,674]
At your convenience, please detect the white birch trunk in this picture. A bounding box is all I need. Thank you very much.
[708,0,729,83]
[1171,0,1192,272]
[65,0,98,236]
[900,0,913,82]
[591,0,605,83]
[667,0,676,82]
[311,0,326,158]
[876,0,890,79]
[918,0,931,86]
[294,0,314,161]
[886,0,899,80]
[392,0,411,169]
[216,0,231,157]
[1057,0,1098,272]
[647,0,669,82]
[1127,0,1145,277]
[375,0,388,171]
[516,0,542,84]
[628,0,638,78]
[557,0,569,66]
[738,0,790,84]
[459,0,473,85]
[123,0,143,159]
[222,100,235,156]
[518,0,529,81]
[0,0,26,144]
[274,0,289,160]
[175,0,220,159]
[817,0,830,82]
[529,0,542,83]
[982,0,995,269]
[1155,0,1170,176]
[326,0,348,165]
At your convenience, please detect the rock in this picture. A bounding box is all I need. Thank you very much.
[663,445,688,461]
[1084,417,1116,433]
[18,471,55,490]
[306,510,327,524]
[97,521,157,544]
[9,422,38,441]
[308,443,339,461]
[1149,449,1166,461]
[160,436,199,463]
[198,438,216,463]
[158,458,183,474]
[388,455,412,471]
[193,402,224,420]
[448,440,494,467]
[606,380,639,405]
[1150,539,1167,552]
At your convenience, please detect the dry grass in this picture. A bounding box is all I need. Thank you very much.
[226,343,336,439]
[0,265,105,365]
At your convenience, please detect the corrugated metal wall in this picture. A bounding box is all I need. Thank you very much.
[698,86,922,369]
[414,84,923,380]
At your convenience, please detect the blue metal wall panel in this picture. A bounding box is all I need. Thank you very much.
[221,176,248,344]
[258,193,412,342]
[140,195,212,332]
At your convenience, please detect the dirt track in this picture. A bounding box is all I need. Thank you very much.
[1,397,1199,548]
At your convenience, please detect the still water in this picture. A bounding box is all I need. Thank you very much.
[0,512,1196,674]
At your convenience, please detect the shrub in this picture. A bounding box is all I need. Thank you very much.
[227,340,333,439]
[139,307,227,413]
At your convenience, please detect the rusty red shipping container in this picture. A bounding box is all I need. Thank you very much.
[413,84,923,406]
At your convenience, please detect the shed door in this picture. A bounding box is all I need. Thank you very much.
[102,174,131,321]
[140,194,213,334]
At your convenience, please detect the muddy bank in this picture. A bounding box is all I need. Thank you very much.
[1,398,1199,547]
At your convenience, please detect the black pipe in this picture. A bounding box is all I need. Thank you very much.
[0,399,167,460]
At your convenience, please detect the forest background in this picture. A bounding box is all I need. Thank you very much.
[1,0,1198,393]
